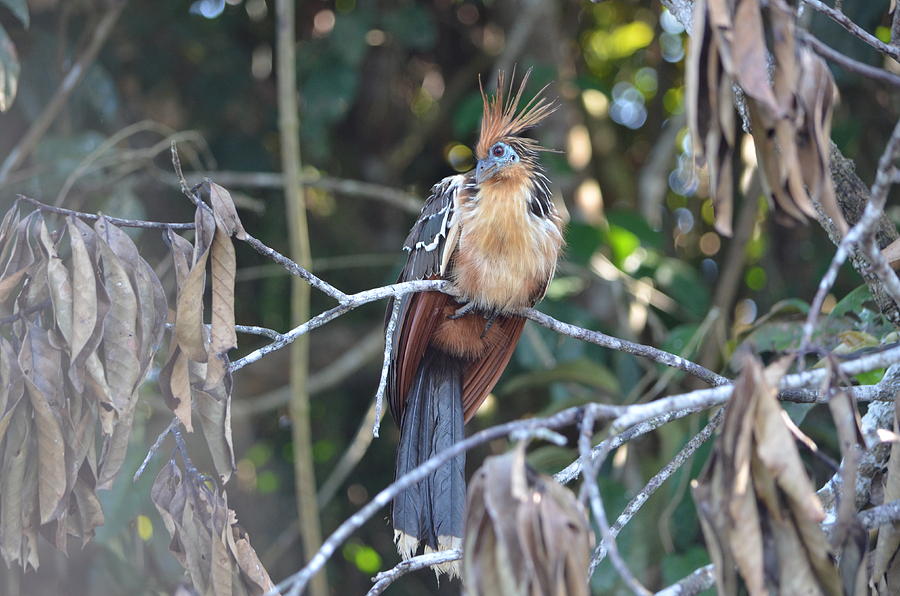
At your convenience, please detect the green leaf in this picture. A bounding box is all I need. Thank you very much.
[0,0,28,28]
[501,358,619,395]
[0,24,19,112]
[829,284,874,318]
[565,222,603,266]
[654,258,709,319]
[605,224,639,266]
[606,209,663,251]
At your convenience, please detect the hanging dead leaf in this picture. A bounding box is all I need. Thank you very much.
[685,0,847,236]
[18,325,68,527]
[151,459,274,596]
[196,382,236,484]
[0,403,36,569]
[209,183,249,240]
[692,353,841,595]
[204,212,237,391]
[175,206,216,363]
[463,443,593,596]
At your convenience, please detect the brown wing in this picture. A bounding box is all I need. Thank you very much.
[460,316,526,422]
[389,288,452,422]
[386,174,471,423]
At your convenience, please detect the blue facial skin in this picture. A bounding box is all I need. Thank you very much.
[475,142,520,183]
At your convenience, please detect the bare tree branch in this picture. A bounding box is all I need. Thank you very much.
[183,171,423,214]
[267,337,900,595]
[591,409,724,568]
[799,30,900,87]
[366,550,462,596]
[373,298,400,437]
[802,119,900,349]
[0,1,126,182]
[654,564,715,596]
[17,194,196,230]
[800,0,900,61]
[611,343,900,433]
[580,409,651,595]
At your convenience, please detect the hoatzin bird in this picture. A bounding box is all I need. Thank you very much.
[386,70,564,572]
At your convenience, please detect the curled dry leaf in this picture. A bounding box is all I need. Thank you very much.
[175,205,216,363]
[151,459,274,596]
[692,353,841,595]
[0,209,165,566]
[463,443,594,596]
[205,211,237,391]
[162,209,237,481]
[872,387,900,591]
[686,0,847,236]
[209,182,249,240]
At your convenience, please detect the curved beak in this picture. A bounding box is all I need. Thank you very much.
[475,159,498,184]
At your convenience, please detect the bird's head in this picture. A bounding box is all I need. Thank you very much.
[474,69,556,186]
[475,140,521,184]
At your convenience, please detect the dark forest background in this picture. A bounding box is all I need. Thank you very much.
[0,0,897,594]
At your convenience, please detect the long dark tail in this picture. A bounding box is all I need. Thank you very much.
[393,347,466,567]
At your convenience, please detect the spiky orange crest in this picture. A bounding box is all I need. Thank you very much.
[476,69,557,160]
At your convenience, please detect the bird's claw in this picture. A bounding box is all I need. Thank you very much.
[480,312,499,338]
[448,301,477,319]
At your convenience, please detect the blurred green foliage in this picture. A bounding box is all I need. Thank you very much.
[0,0,897,594]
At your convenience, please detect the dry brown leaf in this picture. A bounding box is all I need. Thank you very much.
[65,217,100,392]
[0,403,34,569]
[94,220,141,413]
[205,213,237,391]
[685,0,846,236]
[152,459,273,596]
[166,227,195,290]
[0,338,24,444]
[209,183,249,240]
[160,344,194,432]
[196,383,236,484]
[175,206,216,363]
[693,354,842,595]
[732,0,779,114]
[18,325,67,526]
[873,415,900,588]
[95,217,167,379]
[463,444,593,596]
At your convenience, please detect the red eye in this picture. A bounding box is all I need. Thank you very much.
[491,144,504,157]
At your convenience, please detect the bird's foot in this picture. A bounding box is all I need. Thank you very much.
[448,301,477,319]
[480,312,500,338]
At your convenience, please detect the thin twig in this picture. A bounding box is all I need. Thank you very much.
[133,418,180,482]
[801,119,900,351]
[520,309,728,387]
[591,409,724,568]
[654,564,715,596]
[580,408,651,595]
[243,233,349,302]
[855,498,900,530]
[0,1,126,182]
[610,343,900,433]
[267,404,621,596]
[799,30,900,87]
[17,194,195,230]
[372,298,401,437]
[233,328,383,419]
[229,279,451,372]
[183,171,423,215]
[799,0,900,62]
[261,334,898,594]
[366,550,462,596]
